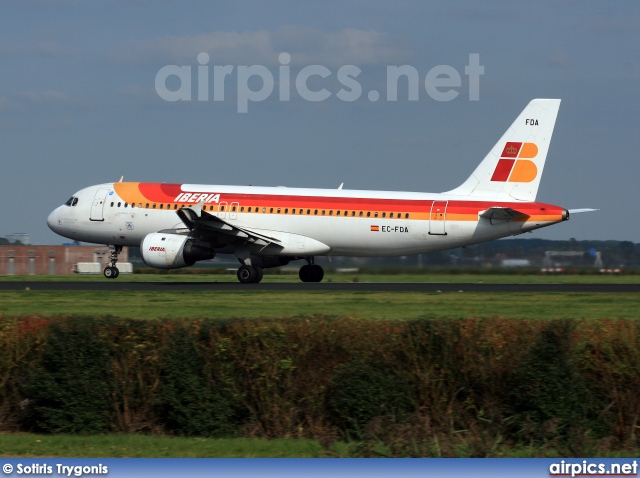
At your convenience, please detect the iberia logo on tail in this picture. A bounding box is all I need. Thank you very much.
[491,142,538,183]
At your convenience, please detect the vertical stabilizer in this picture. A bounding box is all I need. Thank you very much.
[445,99,561,201]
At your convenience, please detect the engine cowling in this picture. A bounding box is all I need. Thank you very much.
[141,233,213,269]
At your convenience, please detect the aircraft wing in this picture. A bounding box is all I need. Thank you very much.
[176,203,282,245]
[175,203,330,255]
[479,207,529,224]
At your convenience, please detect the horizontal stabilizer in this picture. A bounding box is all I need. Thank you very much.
[568,208,599,214]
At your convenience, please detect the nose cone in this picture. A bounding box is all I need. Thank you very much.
[47,208,60,233]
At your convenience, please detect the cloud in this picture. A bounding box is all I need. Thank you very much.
[112,26,413,67]
[1,40,65,57]
[0,97,19,111]
[547,50,570,67]
[19,90,70,102]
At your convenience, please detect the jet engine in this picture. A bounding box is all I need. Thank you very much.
[141,232,213,269]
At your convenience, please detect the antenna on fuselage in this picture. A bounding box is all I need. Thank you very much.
[118,176,124,182]
[338,183,344,190]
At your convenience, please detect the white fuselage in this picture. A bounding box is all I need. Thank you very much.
[47,182,566,257]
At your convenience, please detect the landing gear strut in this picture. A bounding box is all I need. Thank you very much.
[299,258,324,283]
[236,264,264,284]
[103,245,122,279]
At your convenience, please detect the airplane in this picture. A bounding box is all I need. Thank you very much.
[47,98,595,283]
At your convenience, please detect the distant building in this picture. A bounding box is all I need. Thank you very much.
[0,245,129,275]
[4,233,30,245]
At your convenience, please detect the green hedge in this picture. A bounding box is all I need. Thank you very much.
[0,316,639,455]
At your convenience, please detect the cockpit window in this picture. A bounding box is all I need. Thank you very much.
[72,197,78,206]
[64,197,74,206]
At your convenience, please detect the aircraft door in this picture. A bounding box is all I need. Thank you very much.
[217,201,228,219]
[429,200,448,235]
[230,202,239,220]
[90,188,110,221]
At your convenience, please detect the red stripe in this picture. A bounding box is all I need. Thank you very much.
[132,183,564,217]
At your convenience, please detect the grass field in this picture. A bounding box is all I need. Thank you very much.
[1,290,638,319]
[1,272,639,283]
[0,433,337,458]
[1,433,637,458]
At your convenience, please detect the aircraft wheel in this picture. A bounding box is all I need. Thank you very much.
[103,266,119,279]
[311,264,324,282]
[237,265,258,284]
[299,264,324,282]
[254,267,264,283]
[299,264,313,282]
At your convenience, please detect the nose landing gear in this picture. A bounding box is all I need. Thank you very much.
[103,245,122,279]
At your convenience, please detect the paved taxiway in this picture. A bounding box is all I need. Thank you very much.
[1,282,639,293]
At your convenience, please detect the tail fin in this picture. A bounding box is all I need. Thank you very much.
[445,99,561,201]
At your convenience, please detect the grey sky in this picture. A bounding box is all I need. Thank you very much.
[1,1,638,244]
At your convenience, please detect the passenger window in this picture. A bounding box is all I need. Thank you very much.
[241,206,245,212]
[367,212,371,217]
[152,204,156,209]
[322,210,325,215]
[118,202,121,207]
[314,210,318,215]
[124,203,128,208]
[174,204,177,209]
[285,208,288,214]
[351,211,355,216]
[307,209,310,215]
[247,207,251,212]
[291,209,295,215]
[336,211,340,216]
[329,210,333,216]
[146,203,149,208]
[405,213,409,218]
[277,208,281,214]
[138,203,142,208]
[110,202,114,207]
[262,207,266,213]
[270,208,274,213]
[359,211,363,217]
[232,206,237,212]
[382,212,385,218]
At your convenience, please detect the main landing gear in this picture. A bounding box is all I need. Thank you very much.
[234,257,325,284]
[299,259,324,283]
[237,264,264,284]
[103,245,122,279]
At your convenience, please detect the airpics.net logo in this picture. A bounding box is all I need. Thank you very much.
[155,52,484,113]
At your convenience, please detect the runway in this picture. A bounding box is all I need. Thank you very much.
[1,281,639,293]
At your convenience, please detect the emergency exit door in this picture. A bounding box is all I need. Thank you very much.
[429,200,448,235]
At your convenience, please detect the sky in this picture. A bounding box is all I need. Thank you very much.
[1,0,638,245]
